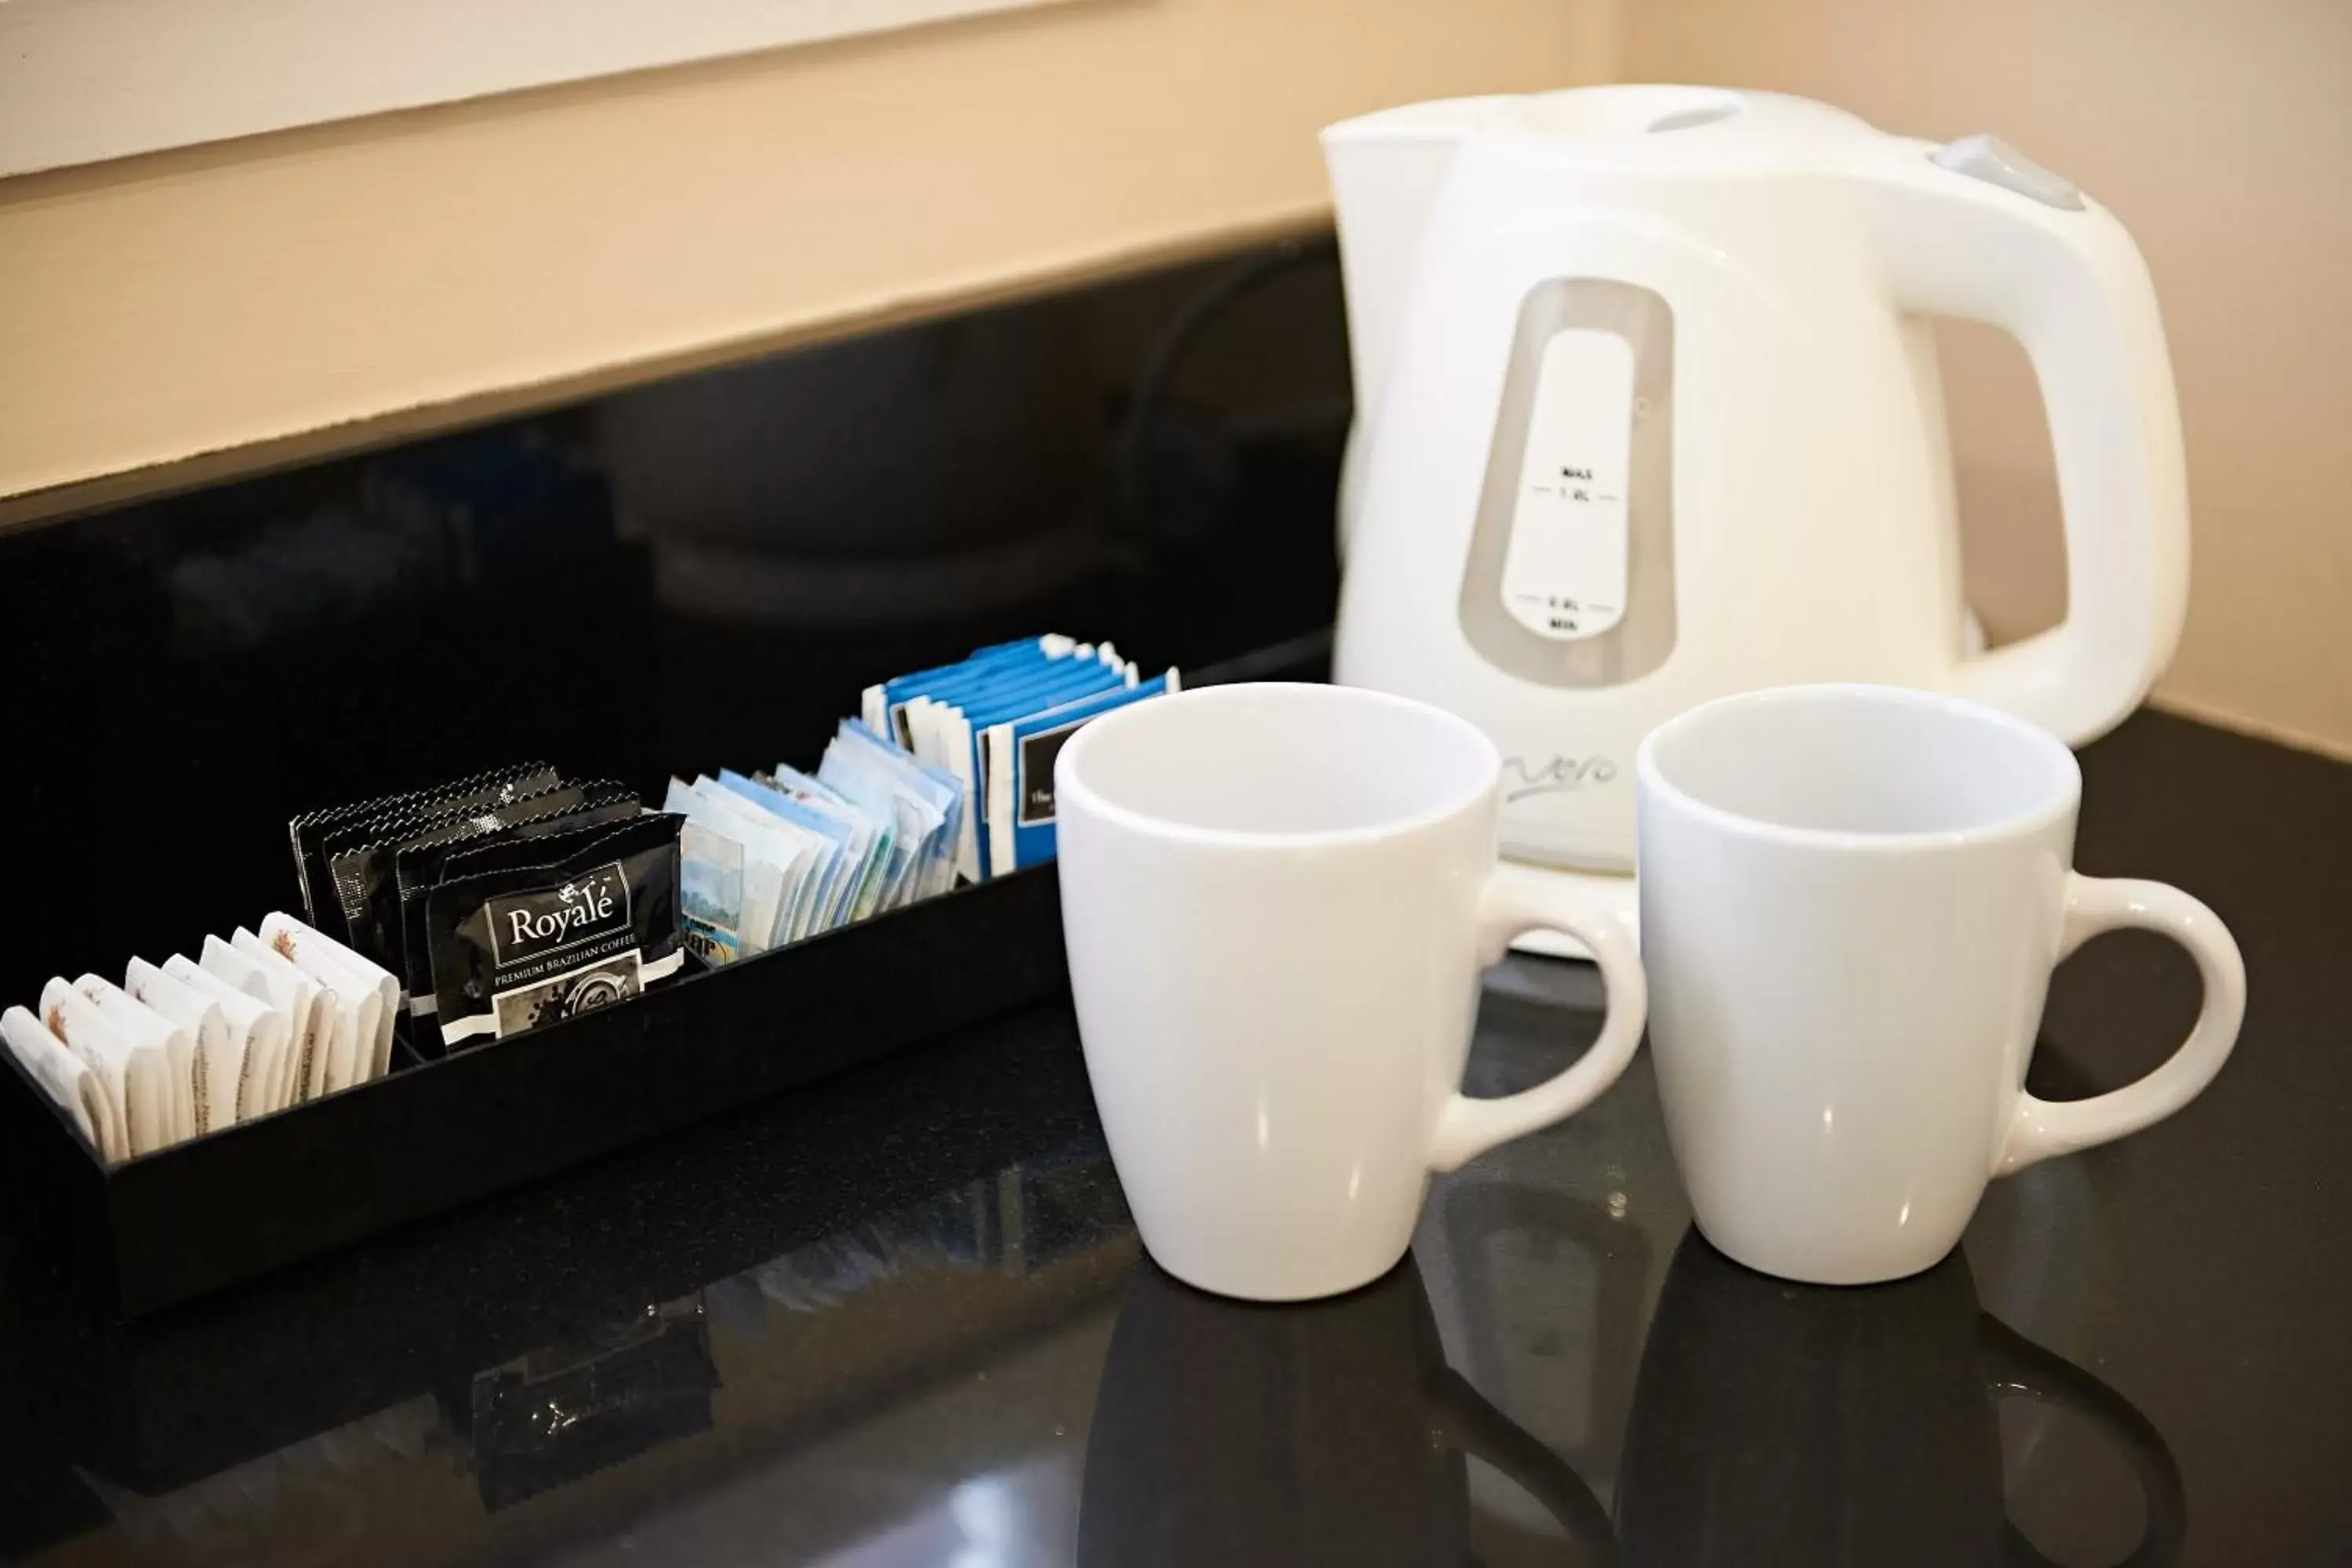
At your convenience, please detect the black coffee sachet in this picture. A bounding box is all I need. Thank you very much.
[325,783,586,975]
[289,764,558,931]
[392,786,641,1007]
[437,814,648,884]
[427,813,684,1048]
[316,780,574,960]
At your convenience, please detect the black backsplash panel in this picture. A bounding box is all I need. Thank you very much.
[0,238,1350,1008]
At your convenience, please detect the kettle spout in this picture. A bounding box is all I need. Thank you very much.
[1322,97,1501,423]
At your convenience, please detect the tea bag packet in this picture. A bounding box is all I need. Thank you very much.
[2,1006,116,1160]
[900,644,1109,771]
[290,764,560,934]
[426,813,684,1047]
[895,640,1116,752]
[798,753,920,911]
[862,635,1076,744]
[719,771,872,931]
[898,650,1084,786]
[259,913,401,1082]
[40,980,171,1156]
[73,975,200,1144]
[829,719,964,899]
[165,955,289,1123]
[231,929,354,1097]
[908,666,1051,877]
[677,820,747,965]
[984,671,1178,878]
[877,730,967,898]
[864,633,1069,731]
[660,782,754,961]
[817,735,944,911]
[920,651,1131,881]
[202,935,318,1111]
[735,775,855,937]
[703,773,836,933]
[664,778,796,953]
[743,768,891,924]
[946,656,1134,880]
[763,817,829,942]
[844,720,963,892]
[122,959,234,1135]
[694,778,829,943]
[390,786,638,1007]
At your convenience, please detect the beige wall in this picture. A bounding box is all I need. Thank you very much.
[0,0,1611,526]
[1626,0,2352,755]
[7,0,2343,751]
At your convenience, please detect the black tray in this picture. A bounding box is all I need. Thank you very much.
[0,866,1068,1319]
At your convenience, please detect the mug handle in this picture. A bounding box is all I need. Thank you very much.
[1978,1313,2187,1568]
[1429,876,1648,1173]
[1427,1366,1621,1566]
[1995,875,2246,1176]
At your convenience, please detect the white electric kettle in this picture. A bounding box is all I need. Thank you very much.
[1329,85,2187,875]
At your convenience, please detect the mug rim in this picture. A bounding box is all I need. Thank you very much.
[1635,683,2082,853]
[1055,681,1501,850]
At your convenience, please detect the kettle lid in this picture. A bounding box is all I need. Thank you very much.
[1465,85,1894,170]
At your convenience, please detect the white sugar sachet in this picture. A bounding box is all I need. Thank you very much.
[165,955,289,1124]
[303,958,379,1091]
[201,936,313,1111]
[74,975,200,1145]
[260,913,399,1082]
[231,929,349,1099]
[2,1005,114,1160]
[252,912,381,1086]
[125,958,234,1135]
[26,996,133,1162]
[39,980,171,1156]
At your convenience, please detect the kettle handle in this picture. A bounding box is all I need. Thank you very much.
[1859,151,2188,746]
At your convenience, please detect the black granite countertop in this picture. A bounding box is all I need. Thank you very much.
[2,705,2347,1567]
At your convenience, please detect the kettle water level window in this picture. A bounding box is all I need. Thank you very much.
[1458,278,1675,688]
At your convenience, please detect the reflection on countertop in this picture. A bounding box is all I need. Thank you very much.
[15,1116,1140,1566]
[0,1015,2194,1568]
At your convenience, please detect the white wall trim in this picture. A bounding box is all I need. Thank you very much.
[0,0,1069,178]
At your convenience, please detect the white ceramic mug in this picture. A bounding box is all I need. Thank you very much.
[1055,683,1647,1301]
[1638,684,2245,1285]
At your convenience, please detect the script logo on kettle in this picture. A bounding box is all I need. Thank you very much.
[1501,753,1618,803]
